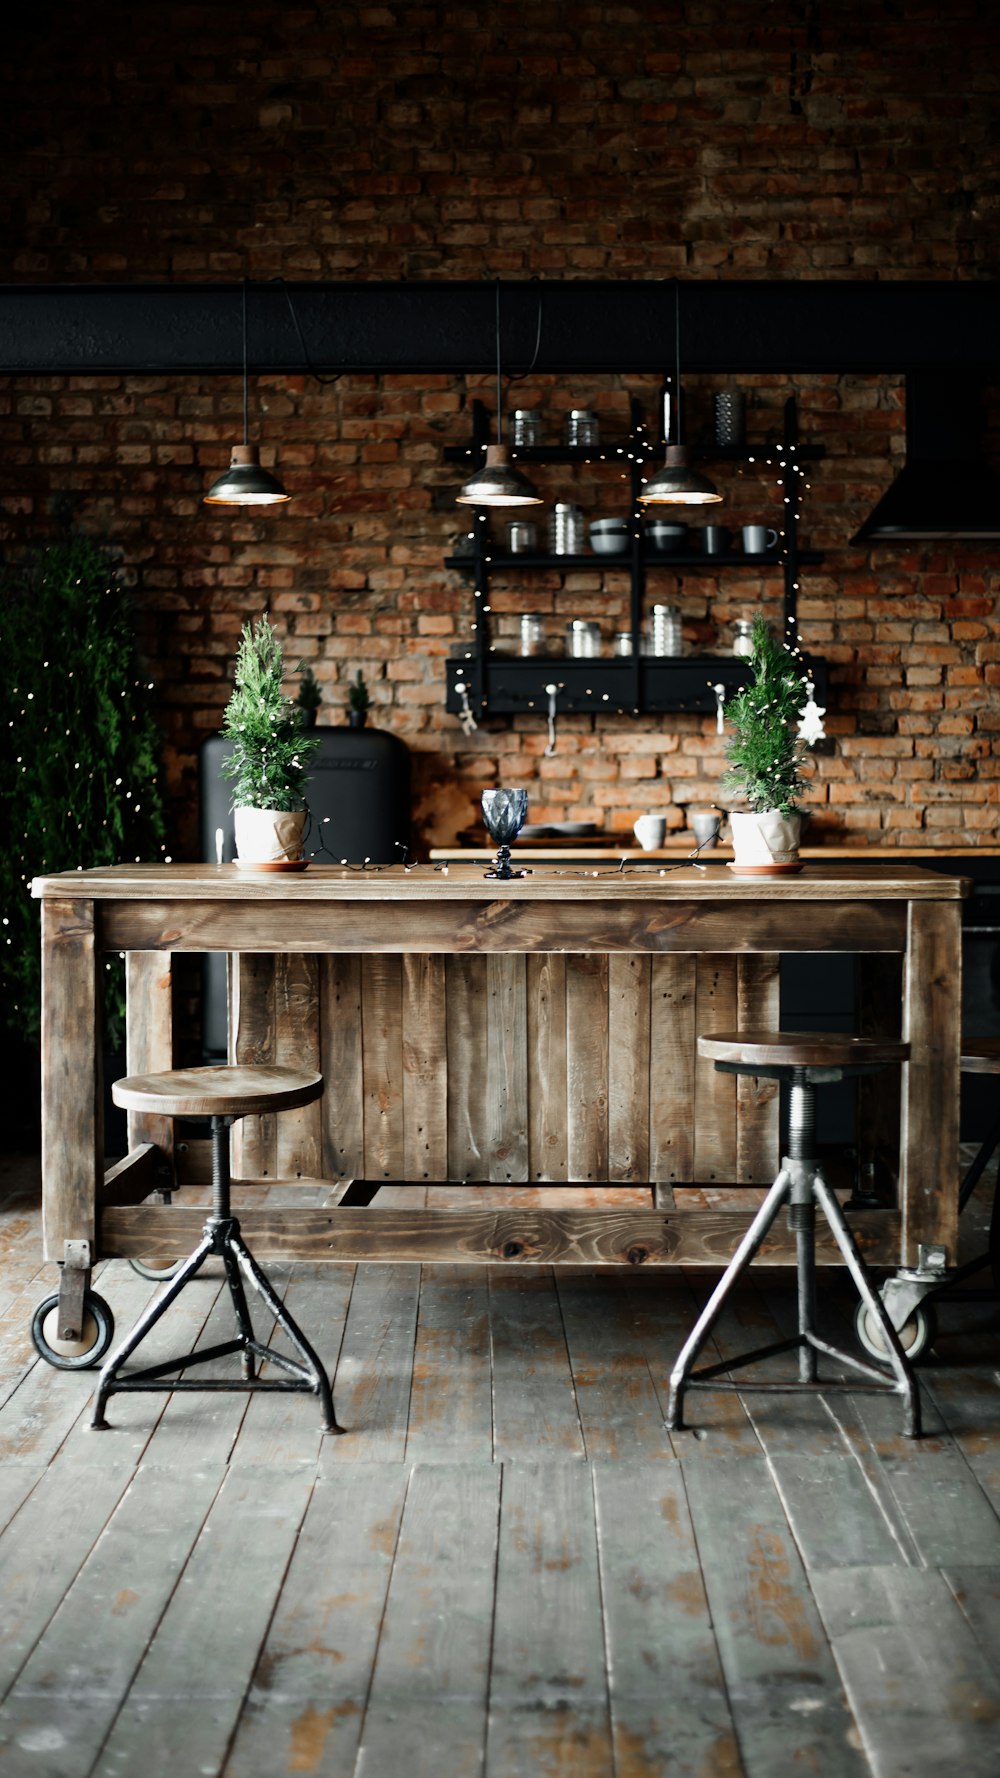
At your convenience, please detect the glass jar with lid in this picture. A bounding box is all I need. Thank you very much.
[732,617,756,659]
[563,409,600,449]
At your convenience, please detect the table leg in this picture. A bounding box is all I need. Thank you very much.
[899,899,962,1266]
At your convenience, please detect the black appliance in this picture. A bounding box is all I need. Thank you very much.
[198,726,411,1057]
[851,373,1000,544]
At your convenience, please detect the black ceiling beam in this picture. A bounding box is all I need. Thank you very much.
[0,280,996,377]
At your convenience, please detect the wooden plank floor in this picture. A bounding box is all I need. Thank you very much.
[1,1154,1000,1778]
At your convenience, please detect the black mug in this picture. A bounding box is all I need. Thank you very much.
[701,524,732,556]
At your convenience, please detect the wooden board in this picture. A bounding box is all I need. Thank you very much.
[100,1203,904,1267]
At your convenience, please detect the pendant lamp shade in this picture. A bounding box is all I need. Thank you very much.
[456,443,542,507]
[457,282,541,509]
[203,283,290,507]
[639,284,721,508]
[203,443,290,506]
[640,443,722,506]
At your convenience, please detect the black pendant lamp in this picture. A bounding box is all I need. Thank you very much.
[456,282,542,508]
[203,282,290,507]
[639,283,721,508]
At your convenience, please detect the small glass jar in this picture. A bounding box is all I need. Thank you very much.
[614,631,634,657]
[549,502,585,555]
[649,604,683,657]
[519,613,545,657]
[566,619,602,658]
[511,409,541,448]
[732,617,755,659]
[507,520,538,554]
[564,409,600,449]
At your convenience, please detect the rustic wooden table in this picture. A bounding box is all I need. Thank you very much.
[32,860,968,1334]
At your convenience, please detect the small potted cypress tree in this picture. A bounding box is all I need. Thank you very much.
[720,614,814,872]
[221,615,319,866]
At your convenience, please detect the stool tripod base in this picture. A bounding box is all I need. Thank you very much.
[666,1162,922,1440]
[91,1215,341,1434]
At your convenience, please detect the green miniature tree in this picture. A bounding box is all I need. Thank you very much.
[221,615,319,811]
[720,614,811,814]
[347,669,371,718]
[0,534,167,1048]
[296,663,322,721]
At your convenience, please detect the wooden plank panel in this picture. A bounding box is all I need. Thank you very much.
[566,954,609,1182]
[405,1266,493,1465]
[877,1451,1000,1567]
[650,954,697,1185]
[736,952,780,1184]
[230,953,276,1180]
[901,898,962,1262]
[222,1467,408,1776]
[490,1271,585,1461]
[321,1263,420,1463]
[767,1452,906,1570]
[124,952,174,1160]
[40,898,101,1256]
[0,1461,135,1701]
[354,1464,500,1778]
[273,951,323,1181]
[445,955,489,1181]
[608,953,651,1185]
[93,1465,315,1776]
[101,1204,904,1268]
[813,1565,1000,1778]
[0,1463,225,1774]
[320,952,364,1181]
[693,955,739,1183]
[361,954,404,1182]
[593,1462,742,1775]
[102,894,909,957]
[555,1273,674,1461]
[526,953,568,1182]
[487,1463,612,1777]
[401,953,449,1180]
[686,1456,869,1776]
[486,955,528,1183]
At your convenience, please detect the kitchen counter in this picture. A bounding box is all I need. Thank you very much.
[31,861,966,1339]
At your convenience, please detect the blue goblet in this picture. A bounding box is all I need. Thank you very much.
[481,788,529,880]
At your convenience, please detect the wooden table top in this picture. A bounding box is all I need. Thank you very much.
[31,860,970,904]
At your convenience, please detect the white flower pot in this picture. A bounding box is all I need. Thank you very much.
[729,810,802,867]
[234,806,307,864]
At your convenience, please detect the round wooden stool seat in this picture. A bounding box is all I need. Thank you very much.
[696,1030,910,1072]
[960,1038,1000,1076]
[111,1064,323,1120]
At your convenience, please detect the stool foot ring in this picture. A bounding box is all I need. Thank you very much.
[90,1218,341,1435]
[666,1164,922,1440]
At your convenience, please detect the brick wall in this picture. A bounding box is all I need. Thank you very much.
[1,3,998,856]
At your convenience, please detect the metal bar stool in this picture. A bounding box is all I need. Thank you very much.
[666,1031,922,1440]
[92,1065,340,1433]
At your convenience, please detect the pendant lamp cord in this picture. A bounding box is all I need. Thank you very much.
[495,278,503,446]
[242,278,249,447]
[674,279,682,446]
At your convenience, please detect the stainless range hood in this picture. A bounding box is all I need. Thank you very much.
[851,371,1000,543]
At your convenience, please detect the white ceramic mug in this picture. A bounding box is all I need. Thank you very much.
[633,814,667,850]
[690,810,720,849]
[741,524,779,555]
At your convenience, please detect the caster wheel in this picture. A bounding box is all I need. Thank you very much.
[854,1299,937,1367]
[31,1292,115,1370]
[128,1257,182,1281]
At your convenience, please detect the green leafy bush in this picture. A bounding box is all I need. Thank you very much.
[0,535,167,1045]
[720,614,811,814]
[221,615,319,811]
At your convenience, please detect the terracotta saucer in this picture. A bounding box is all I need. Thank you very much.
[726,861,803,876]
[233,858,310,872]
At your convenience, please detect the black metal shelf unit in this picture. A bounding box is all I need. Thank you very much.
[444,394,826,720]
